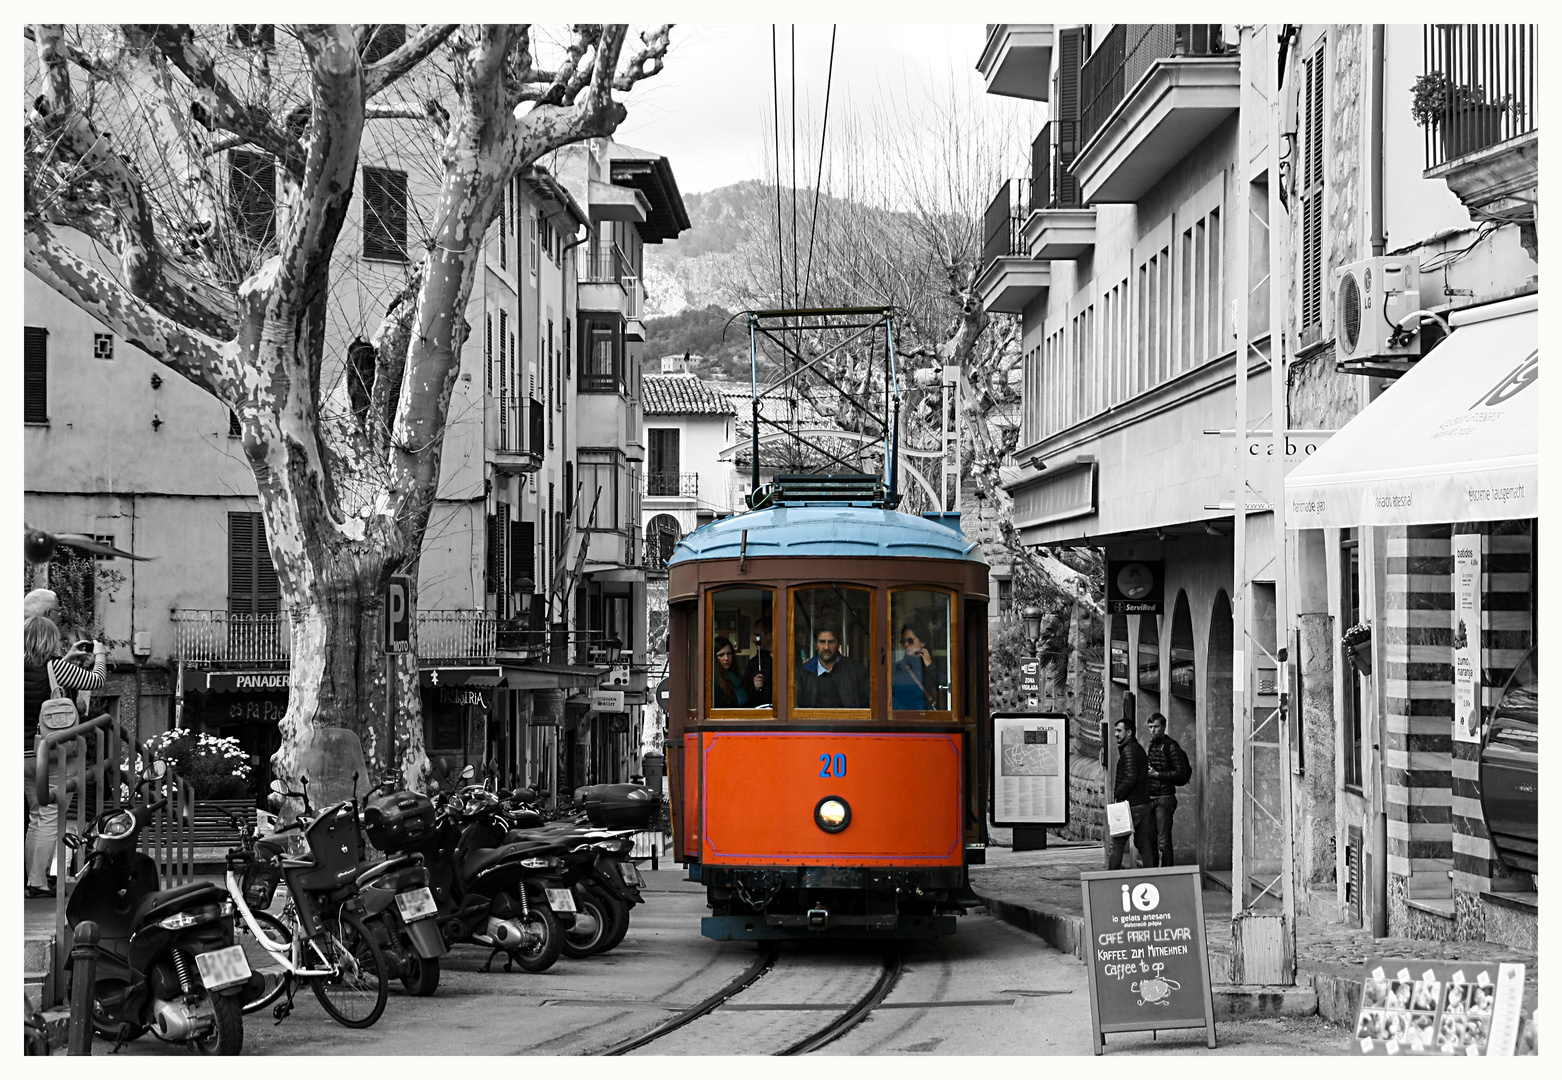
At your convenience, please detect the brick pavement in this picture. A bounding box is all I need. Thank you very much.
[969,842,1538,1023]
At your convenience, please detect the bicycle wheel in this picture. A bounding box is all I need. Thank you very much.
[310,910,388,1029]
[233,909,293,1015]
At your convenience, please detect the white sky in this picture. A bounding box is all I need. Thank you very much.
[610,24,1047,196]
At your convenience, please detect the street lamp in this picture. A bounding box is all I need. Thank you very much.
[1021,605,1044,651]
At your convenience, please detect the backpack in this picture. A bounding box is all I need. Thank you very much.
[37,663,82,737]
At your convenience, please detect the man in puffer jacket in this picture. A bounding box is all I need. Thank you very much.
[1108,718,1155,870]
[1145,712,1192,866]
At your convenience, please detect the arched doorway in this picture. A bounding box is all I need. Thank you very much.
[1204,590,1234,872]
[1167,591,1197,865]
[646,514,682,572]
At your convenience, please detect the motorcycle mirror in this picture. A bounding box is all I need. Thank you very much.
[144,759,168,781]
[61,832,81,850]
[270,779,287,794]
[461,765,475,780]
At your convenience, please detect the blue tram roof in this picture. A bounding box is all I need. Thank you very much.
[667,506,987,566]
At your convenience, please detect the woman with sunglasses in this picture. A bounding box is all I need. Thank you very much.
[892,622,945,710]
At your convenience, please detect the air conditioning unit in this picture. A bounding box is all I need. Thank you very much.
[1333,257,1422,375]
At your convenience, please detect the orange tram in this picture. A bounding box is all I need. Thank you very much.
[666,474,991,940]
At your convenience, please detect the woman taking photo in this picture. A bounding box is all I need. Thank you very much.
[23,615,106,898]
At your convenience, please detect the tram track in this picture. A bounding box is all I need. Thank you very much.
[595,945,903,1056]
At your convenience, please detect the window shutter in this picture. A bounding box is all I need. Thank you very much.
[227,511,279,614]
[484,314,493,393]
[494,502,509,600]
[1055,27,1085,209]
[511,519,536,585]
[229,149,277,249]
[362,166,408,261]
[529,396,544,454]
[485,514,498,593]
[499,186,508,269]
[229,410,241,437]
[24,327,48,423]
[1301,43,1326,339]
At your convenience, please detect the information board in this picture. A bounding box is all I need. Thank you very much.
[1351,958,1527,1055]
[990,711,1068,828]
[1080,865,1216,1055]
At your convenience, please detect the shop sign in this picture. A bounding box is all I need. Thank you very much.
[198,671,291,693]
[1351,959,1526,1055]
[1080,866,1216,1055]
[1107,560,1164,615]
[224,696,287,724]
[438,687,490,710]
[1452,536,1483,743]
[590,689,625,712]
[990,712,1068,828]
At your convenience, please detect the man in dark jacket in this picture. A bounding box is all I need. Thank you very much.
[1146,712,1192,866]
[1108,717,1155,870]
[795,628,869,709]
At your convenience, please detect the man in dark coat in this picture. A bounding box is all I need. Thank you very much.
[1108,717,1155,870]
[795,628,869,709]
[1146,712,1193,866]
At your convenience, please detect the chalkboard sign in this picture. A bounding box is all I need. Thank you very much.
[1352,958,1527,1056]
[1080,865,1216,1054]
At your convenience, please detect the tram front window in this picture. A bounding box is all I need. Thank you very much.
[891,589,953,713]
[709,587,774,711]
[792,586,872,711]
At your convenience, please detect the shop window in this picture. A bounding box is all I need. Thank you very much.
[1137,615,1160,694]
[1109,613,1129,685]
[889,589,954,713]
[707,587,775,712]
[1341,529,1363,790]
[791,585,872,712]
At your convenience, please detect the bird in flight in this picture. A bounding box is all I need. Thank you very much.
[24,524,151,564]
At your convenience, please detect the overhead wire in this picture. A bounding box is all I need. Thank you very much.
[771,27,786,317]
[801,25,837,309]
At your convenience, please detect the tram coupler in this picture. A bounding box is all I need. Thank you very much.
[806,907,830,929]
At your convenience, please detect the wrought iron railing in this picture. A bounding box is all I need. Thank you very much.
[580,242,630,286]
[172,609,290,666]
[417,609,497,663]
[1079,24,1228,150]
[1031,124,1052,211]
[645,471,699,497]
[1421,24,1537,171]
[981,177,1030,269]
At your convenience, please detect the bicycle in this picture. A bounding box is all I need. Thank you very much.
[219,791,388,1029]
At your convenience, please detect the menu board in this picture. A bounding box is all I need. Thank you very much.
[1353,959,1527,1055]
[990,712,1068,828]
[1079,865,1216,1055]
[1452,536,1483,743]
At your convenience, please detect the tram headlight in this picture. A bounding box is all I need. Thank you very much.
[814,796,851,834]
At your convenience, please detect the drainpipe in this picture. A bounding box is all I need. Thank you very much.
[1369,25,1386,256]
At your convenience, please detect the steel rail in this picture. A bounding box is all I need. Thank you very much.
[594,944,779,1056]
[777,947,903,1056]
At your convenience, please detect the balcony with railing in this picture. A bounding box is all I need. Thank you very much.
[416,609,497,664]
[1072,24,1238,204]
[1024,121,1097,260]
[644,471,699,498]
[977,24,1054,101]
[623,275,646,342]
[172,609,290,667]
[1419,24,1538,255]
[976,177,1049,315]
[490,395,543,475]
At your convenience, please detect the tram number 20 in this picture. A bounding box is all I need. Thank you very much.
[818,753,847,778]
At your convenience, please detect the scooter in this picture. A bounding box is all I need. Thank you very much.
[63,760,254,1054]
[367,772,577,974]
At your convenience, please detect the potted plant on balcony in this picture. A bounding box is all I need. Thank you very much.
[1341,621,1373,677]
[1411,71,1519,159]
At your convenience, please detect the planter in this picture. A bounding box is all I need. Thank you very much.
[1440,103,1506,160]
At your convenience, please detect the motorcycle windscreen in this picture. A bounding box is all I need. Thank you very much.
[294,726,370,814]
[699,731,963,867]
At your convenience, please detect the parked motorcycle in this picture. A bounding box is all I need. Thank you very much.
[63,760,254,1054]
[367,770,576,974]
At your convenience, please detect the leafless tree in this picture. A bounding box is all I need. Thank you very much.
[24,24,671,787]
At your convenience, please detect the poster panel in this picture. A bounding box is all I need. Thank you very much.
[1453,535,1483,742]
[1352,959,1526,1055]
[990,712,1068,828]
[1079,865,1216,1054]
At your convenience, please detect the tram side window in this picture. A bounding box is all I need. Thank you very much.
[792,586,872,711]
[709,587,774,711]
[890,589,954,713]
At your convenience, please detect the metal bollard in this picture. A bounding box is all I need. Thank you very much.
[66,921,98,1056]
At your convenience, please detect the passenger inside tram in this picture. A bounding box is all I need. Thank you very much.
[890,590,952,712]
[710,586,774,710]
[793,587,871,710]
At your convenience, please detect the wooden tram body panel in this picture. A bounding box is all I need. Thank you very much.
[665,504,989,939]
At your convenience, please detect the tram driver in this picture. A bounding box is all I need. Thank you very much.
[796,628,870,709]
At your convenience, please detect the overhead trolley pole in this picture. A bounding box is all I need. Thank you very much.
[1228,24,1298,986]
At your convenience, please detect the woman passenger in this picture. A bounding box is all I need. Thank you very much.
[892,622,946,710]
[712,636,748,708]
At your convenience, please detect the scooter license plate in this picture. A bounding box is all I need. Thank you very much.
[544,888,577,913]
[394,887,438,922]
[619,863,644,887]
[193,945,252,991]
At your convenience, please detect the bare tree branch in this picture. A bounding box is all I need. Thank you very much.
[364,23,457,98]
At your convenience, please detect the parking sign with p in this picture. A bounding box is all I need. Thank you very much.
[384,574,412,654]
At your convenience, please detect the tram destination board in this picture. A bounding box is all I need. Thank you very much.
[1079,865,1216,1054]
[990,711,1068,828]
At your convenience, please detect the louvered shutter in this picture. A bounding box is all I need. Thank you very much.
[229,149,277,248]
[1055,27,1085,209]
[24,327,48,423]
[485,315,493,393]
[362,166,408,261]
[1300,43,1325,340]
[228,512,277,614]
[485,514,498,594]
[511,520,536,586]
[494,502,509,603]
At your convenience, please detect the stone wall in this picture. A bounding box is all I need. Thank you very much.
[1066,754,1105,841]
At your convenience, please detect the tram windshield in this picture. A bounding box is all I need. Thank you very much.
[709,587,774,710]
[792,586,872,711]
[890,589,954,713]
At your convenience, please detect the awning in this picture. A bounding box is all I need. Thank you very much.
[183,670,291,693]
[500,663,609,691]
[419,666,504,689]
[1284,296,1537,529]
